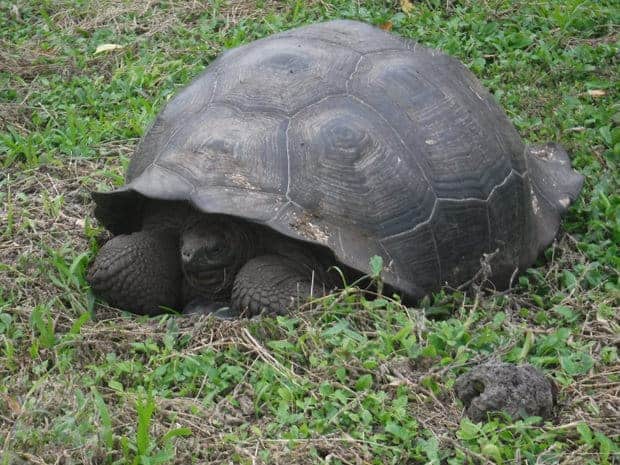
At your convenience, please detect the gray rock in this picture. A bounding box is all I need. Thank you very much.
[455,363,557,422]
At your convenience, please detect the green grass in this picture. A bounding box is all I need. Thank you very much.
[0,0,618,464]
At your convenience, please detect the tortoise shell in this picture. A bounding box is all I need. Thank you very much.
[93,20,583,300]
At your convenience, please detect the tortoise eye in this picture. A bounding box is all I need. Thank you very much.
[206,235,225,257]
[208,244,223,256]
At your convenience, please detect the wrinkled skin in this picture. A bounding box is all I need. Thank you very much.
[454,363,557,422]
[87,203,337,317]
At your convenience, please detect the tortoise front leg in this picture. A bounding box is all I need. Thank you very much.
[87,230,182,316]
[231,254,328,317]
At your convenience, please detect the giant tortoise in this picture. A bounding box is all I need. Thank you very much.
[87,20,583,317]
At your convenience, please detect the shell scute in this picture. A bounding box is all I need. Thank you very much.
[287,94,436,238]
[212,36,359,115]
[156,104,289,196]
[348,50,515,199]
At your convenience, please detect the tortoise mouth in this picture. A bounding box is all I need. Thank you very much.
[183,266,235,296]
[183,261,228,273]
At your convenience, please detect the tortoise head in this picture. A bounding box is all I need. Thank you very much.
[180,215,259,298]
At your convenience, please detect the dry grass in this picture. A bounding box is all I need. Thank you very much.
[51,0,303,36]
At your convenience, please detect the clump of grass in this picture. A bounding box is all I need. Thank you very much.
[1,1,618,464]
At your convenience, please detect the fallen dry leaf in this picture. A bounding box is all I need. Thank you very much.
[10,4,21,21]
[94,43,124,54]
[379,21,393,31]
[1,393,22,416]
[401,0,414,14]
[587,89,606,98]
